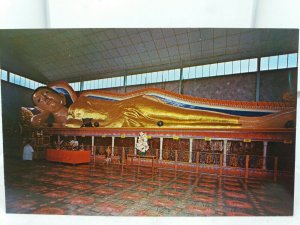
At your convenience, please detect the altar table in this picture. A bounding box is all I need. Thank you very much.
[46,149,91,165]
[126,154,156,174]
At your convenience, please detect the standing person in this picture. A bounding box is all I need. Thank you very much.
[23,140,34,161]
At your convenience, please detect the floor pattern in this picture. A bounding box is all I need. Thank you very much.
[4,158,294,216]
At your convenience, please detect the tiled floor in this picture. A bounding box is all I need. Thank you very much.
[4,158,294,216]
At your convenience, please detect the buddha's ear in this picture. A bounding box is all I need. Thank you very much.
[60,94,67,106]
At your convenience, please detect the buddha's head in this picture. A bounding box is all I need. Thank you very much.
[32,87,66,112]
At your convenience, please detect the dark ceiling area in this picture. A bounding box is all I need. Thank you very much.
[0,28,298,84]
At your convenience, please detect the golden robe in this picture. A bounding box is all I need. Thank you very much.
[66,95,241,128]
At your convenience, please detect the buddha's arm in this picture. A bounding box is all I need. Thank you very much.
[66,118,82,128]
[50,122,67,128]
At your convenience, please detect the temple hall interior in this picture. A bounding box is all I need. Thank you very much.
[0,28,298,217]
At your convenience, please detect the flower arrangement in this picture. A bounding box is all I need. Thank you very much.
[136,132,149,155]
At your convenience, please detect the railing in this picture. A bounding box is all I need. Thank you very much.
[88,146,292,181]
[226,154,247,168]
[162,149,189,162]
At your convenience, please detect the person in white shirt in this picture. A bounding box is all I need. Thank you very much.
[23,140,34,161]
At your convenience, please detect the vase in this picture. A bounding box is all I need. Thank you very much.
[138,151,146,156]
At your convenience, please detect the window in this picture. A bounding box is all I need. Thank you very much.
[160,71,166,82]
[260,57,269,71]
[195,66,202,78]
[87,81,91,90]
[131,75,137,85]
[95,80,99,89]
[145,73,151,84]
[147,73,153,83]
[278,55,288,69]
[241,59,249,73]
[259,53,297,71]
[113,78,118,87]
[29,80,35,89]
[269,56,278,70]
[116,76,123,87]
[102,79,108,88]
[151,72,158,83]
[156,71,163,82]
[14,74,21,85]
[126,76,131,86]
[10,73,15,83]
[8,73,39,89]
[203,65,209,77]
[249,58,257,72]
[20,76,25,86]
[209,64,217,76]
[1,69,8,81]
[91,80,95,89]
[106,78,112,88]
[136,74,142,84]
[288,53,297,68]
[98,79,103,89]
[25,79,30,88]
[189,67,196,79]
[216,63,225,76]
[225,61,232,75]
[162,70,168,82]
[141,74,147,84]
[115,77,121,87]
[168,70,175,81]
[82,82,86,90]
[174,69,180,80]
[232,60,241,74]
[182,68,189,80]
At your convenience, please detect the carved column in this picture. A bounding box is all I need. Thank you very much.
[134,136,137,155]
[159,137,163,160]
[263,141,268,170]
[91,136,95,155]
[111,136,115,156]
[189,138,193,163]
[223,139,227,166]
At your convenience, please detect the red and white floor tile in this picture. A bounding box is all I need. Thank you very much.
[4,158,294,216]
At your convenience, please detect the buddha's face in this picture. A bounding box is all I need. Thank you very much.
[32,88,66,112]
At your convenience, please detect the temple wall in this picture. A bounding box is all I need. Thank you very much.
[104,69,297,102]
[1,81,34,156]
[182,73,256,101]
[260,69,297,102]
[1,81,34,129]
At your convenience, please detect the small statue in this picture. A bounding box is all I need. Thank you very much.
[136,132,149,155]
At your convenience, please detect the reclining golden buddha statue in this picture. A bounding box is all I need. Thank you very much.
[21,81,296,129]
